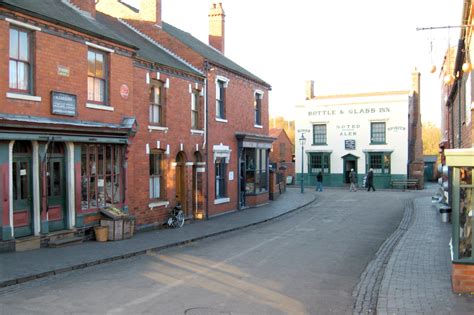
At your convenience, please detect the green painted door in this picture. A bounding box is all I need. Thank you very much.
[47,150,67,232]
[12,156,33,238]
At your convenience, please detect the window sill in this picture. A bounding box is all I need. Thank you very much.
[149,200,169,209]
[312,143,328,146]
[86,103,114,111]
[148,125,169,133]
[6,92,42,102]
[370,142,387,145]
[214,197,230,205]
[254,124,263,129]
[191,129,205,135]
[215,118,228,123]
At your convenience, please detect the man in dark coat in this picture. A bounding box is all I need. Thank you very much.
[367,168,376,191]
[315,171,323,192]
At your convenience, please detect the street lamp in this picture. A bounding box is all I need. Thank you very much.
[299,133,306,193]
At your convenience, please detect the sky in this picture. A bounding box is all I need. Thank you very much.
[162,0,464,126]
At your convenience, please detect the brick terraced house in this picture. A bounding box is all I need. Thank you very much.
[0,0,271,252]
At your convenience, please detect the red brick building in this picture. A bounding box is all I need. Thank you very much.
[269,128,295,182]
[0,0,271,251]
[97,1,273,215]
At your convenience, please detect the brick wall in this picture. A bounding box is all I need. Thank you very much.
[452,263,474,293]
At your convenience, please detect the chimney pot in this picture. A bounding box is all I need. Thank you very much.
[305,80,315,100]
[209,2,226,54]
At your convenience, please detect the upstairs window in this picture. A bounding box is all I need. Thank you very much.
[254,92,262,126]
[191,90,200,129]
[370,122,386,144]
[9,27,31,93]
[150,81,164,125]
[216,79,226,119]
[87,50,107,104]
[313,124,327,145]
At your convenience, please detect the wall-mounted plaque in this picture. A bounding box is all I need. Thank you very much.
[345,139,356,150]
[51,91,77,116]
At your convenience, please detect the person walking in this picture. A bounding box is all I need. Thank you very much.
[315,171,323,192]
[367,168,376,192]
[349,168,357,192]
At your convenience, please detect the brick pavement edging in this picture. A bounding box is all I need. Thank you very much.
[0,195,317,289]
[352,199,414,314]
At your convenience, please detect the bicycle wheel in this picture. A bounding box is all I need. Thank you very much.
[174,210,185,228]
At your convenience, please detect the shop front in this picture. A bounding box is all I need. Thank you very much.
[0,114,136,251]
[236,133,274,208]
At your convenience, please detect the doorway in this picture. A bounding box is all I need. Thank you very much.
[12,141,33,238]
[175,152,186,216]
[342,154,358,184]
[45,143,67,232]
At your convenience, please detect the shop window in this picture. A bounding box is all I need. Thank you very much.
[309,152,330,174]
[81,144,123,210]
[244,148,268,194]
[87,49,107,104]
[367,152,391,174]
[150,81,165,125]
[370,122,386,144]
[9,27,32,93]
[215,157,227,198]
[459,167,473,259]
[313,124,327,145]
[149,150,164,199]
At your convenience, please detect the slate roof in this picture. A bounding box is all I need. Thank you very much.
[0,0,203,77]
[96,14,203,77]
[0,0,135,49]
[163,22,271,88]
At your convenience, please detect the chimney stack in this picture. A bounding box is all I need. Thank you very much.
[209,3,225,53]
[96,0,161,25]
[305,80,315,100]
[69,0,96,18]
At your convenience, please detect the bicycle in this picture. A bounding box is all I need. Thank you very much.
[167,202,185,228]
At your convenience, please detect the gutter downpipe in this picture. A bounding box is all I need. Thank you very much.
[204,60,210,220]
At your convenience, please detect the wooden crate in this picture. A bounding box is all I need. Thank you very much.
[100,217,135,241]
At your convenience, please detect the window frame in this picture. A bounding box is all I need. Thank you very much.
[215,157,227,199]
[149,150,164,200]
[216,79,226,119]
[244,148,268,194]
[87,49,108,105]
[191,89,201,130]
[9,26,33,94]
[149,80,165,126]
[254,91,263,126]
[370,122,386,144]
[308,152,331,175]
[367,152,391,174]
[312,124,327,145]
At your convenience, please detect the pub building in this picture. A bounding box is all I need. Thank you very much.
[294,72,424,189]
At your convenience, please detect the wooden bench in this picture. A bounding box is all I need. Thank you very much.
[391,179,419,190]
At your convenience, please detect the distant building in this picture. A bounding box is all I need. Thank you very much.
[294,71,423,189]
[269,128,295,182]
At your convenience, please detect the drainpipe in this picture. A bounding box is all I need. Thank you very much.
[204,60,210,220]
[458,77,462,148]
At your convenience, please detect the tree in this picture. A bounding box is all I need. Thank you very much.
[422,122,441,155]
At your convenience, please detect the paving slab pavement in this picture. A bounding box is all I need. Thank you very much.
[376,196,474,314]
[0,187,316,288]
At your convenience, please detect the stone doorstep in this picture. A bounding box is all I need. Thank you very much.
[47,229,78,242]
[48,236,83,248]
[15,236,41,252]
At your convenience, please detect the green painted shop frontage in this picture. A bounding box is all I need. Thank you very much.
[0,114,136,252]
[296,172,407,189]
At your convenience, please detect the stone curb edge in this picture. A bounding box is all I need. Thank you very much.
[0,195,318,289]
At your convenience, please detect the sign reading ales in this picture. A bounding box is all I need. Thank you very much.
[51,91,77,116]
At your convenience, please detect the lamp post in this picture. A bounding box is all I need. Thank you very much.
[299,133,306,193]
